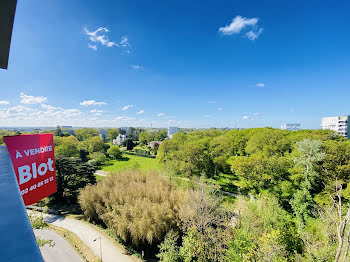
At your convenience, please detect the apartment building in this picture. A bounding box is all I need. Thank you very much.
[321,115,350,138]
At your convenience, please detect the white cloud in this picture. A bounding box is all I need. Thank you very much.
[122,105,133,111]
[157,113,165,117]
[20,93,47,104]
[256,83,265,88]
[84,27,117,48]
[203,114,212,118]
[217,107,223,111]
[208,101,216,104]
[131,65,143,70]
[7,105,32,115]
[84,27,132,53]
[137,110,145,114]
[242,115,250,120]
[0,101,10,105]
[219,16,258,35]
[80,100,107,106]
[90,109,103,113]
[219,15,263,40]
[119,36,130,48]
[115,116,135,121]
[41,104,62,110]
[88,44,97,51]
[253,112,260,116]
[246,28,263,40]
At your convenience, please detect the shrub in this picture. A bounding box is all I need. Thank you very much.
[79,170,186,246]
[107,146,123,159]
[89,152,107,165]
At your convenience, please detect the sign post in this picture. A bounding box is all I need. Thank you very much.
[4,133,57,205]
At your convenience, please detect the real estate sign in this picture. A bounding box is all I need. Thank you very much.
[4,134,57,205]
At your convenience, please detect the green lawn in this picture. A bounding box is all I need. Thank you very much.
[101,154,160,173]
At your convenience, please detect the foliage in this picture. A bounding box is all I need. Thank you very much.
[79,136,105,154]
[54,135,80,157]
[52,156,96,204]
[89,152,107,166]
[54,125,63,137]
[29,212,48,229]
[127,127,144,141]
[79,170,186,247]
[157,230,180,262]
[74,128,99,141]
[107,128,120,141]
[122,138,135,150]
[107,145,122,159]
[227,194,302,261]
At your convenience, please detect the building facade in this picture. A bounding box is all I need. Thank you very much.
[168,127,179,139]
[322,115,350,138]
[112,134,127,145]
[281,123,301,131]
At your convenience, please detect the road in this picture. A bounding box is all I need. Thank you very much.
[34,229,83,262]
[42,213,136,262]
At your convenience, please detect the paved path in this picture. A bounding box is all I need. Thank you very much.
[33,212,136,262]
[94,170,109,177]
[34,229,83,262]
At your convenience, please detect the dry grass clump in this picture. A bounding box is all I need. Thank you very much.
[79,170,186,246]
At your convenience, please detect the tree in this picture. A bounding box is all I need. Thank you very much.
[74,128,99,141]
[139,131,153,145]
[155,129,168,141]
[291,139,325,228]
[79,136,105,154]
[227,194,302,261]
[327,180,350,262]
[52,157,96,204]
[89,152,107,166]
[157,231,180,262]
[178,176,232,261]
[54,136,80,157]
[122,138,135,150]
[54,125,63,137]
[127,127,143,141]
[107,128,120,141]
[107,145,123,159]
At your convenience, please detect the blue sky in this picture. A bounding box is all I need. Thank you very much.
[0,0,349,128]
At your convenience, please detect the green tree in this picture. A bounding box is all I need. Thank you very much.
[139,131,153,145]
[122,138,135,150]
[79,136,105,154]
[74,128,99,141]
[155,129,168,141]
[107,128,120,141]
[89,152,107,165]
[54,125,63,137]
[52,156,96,204]
[54,136,80,157]
[290,139,325,228]
[107,145,123,159]
[157,231,180,262]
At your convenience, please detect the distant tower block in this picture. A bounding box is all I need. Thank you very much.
[168,127,179,138]
[322,115,350,138]
[281,123,301,131]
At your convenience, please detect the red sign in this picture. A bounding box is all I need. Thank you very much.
[4,134,57,205]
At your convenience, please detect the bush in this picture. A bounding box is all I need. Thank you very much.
[79,170,186,247]
[107,146,123,159]
[89,152,107,165]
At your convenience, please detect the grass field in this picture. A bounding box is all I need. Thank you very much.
[100,154,160,173]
